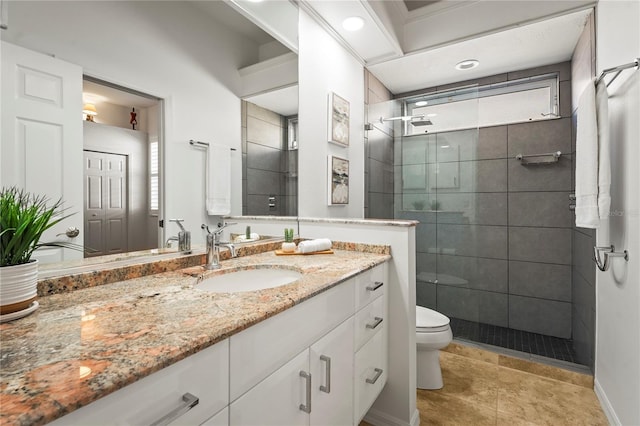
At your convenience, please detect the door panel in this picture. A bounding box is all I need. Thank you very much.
[1,41,83,262]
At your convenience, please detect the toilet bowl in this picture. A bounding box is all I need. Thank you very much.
[416,306,453,390]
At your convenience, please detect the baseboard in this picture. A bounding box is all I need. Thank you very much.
[594,378,621,426]
[363,408,420,426]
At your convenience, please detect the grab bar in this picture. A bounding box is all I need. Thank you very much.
[593,245,629,272]
[516,151,561,165]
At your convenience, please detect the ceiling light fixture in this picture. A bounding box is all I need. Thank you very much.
[415,101,428,107]
[82,103,98,122]
[455,59,479,71]
[342,16,364,31]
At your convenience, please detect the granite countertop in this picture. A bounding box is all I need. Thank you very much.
[0,246,390,425]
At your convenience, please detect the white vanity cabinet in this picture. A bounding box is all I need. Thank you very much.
[49,339,229,426]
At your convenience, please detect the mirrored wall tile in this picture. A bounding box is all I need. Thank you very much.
[246,142,282,172]
[437,224,508,259]
[437,193,507,225]
[509,295,571,338]
[437,254,508,292]
[508,155,572,192]
[416,281,437,310]
[508,192,573,227]
[437,286,509,327]
[509,261,571,301]
[507,117,572,158]
[509,227,572,264]
[478,125,508,160]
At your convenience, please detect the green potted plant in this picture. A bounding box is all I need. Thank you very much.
[0,186,74,319]
[281,228,296,253]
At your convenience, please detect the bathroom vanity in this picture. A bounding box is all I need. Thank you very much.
[0,244,389,425]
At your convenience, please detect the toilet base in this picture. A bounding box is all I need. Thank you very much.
[417,349,443,390]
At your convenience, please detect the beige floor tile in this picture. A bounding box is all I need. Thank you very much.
[497,411,542,426]
[497,368,608,426]
[443,342,500,364]
[418,390,497,426]
[437,351,499,409]
[498,354,593,388]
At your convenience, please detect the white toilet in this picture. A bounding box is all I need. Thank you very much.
[416,305,453,390]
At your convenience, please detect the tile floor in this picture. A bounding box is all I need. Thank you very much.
[363,342,608,426]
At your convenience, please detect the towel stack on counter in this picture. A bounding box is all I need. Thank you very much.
[297,238,332,254]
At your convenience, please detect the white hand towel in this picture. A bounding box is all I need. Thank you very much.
[206,142,231,215]
[297,238,332,254]
[595,79,611,221]
[575,79,599,228]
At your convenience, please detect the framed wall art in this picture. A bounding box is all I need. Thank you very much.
[328,155,349,205]
[328,92,349,147]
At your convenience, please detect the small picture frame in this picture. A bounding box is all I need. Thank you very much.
[328,92,349,147]
[328,155,349,205]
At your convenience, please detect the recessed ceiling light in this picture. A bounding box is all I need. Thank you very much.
[342,16,364,31]
[455,59,479,71]
[415,101,428,107]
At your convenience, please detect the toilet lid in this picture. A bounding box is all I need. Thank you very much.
[416,306,450,331]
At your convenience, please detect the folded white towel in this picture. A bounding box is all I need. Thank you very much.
[575,79,599,228]
[297,238,332,253]
[206,142,231,215]
[596,79,611,221]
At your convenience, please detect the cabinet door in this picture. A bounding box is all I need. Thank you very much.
[310,317,354,426]
[354,328,387,424]
[230,349,310,426]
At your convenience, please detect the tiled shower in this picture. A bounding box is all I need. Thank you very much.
[366,63,594,366]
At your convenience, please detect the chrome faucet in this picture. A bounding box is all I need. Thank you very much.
[201,222,237,270]
[167,219,191,253]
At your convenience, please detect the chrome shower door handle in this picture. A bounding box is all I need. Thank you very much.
[319,355,331,394]
[299,371,311,413]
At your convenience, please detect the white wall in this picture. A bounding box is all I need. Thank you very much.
[594,1,640,425]
[298,9,365,218]
[88,101,148,134]
[1,1,258,245]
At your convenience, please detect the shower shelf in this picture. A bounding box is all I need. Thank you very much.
[515,151,561,165]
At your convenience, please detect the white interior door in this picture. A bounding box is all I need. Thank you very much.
[1,41,84,262]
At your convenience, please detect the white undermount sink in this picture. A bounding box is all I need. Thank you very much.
[196,268,303,293]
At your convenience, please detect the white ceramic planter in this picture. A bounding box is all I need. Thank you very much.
[281,242,297,253]
[0,259,38,315]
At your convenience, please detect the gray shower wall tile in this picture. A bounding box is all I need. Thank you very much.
[572,309,594,368]
[246,168,282,196]
[435,129,479,162]
[397,208,437,224]
[478,125,508,160]
[509,260,571,302]
[432,159,508,193]
[416,222,437,254]
[369,159,394,193]
[509,227,572,265]
[368,192,394,219]
[247,142,282,172]
[507,117,572,158]
[368,130,394,164]
[417,281,437,310]
[416,252,437,277]
[437,224,508,259]
[572,271,595,329]
[573,228,596,284]
[509,295,571,338]
[247,194,281,216]
[437,286,509,327]
[246,116,283,150]
[437,254,508,293]
[436,193,507,225]
[508,192,573,228]
[402,134,433,165]
[508,155,572,192]
[400,194,438,217]
[559,81,572,119]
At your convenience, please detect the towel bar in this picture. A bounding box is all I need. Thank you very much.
[189,140,237,151]
[593,245,629,272]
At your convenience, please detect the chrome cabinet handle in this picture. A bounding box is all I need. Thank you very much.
[366,281,383,291]
[319,355,331,394]
[299,371,312,414]
[366,368,384,384]
[366,317,383,330]
[149,392,199,426]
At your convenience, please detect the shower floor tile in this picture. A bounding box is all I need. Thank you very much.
[449,317,578,364]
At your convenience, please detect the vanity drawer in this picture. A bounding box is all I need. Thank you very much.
[354,330,387,424]
[50,340,229,426]
[355,263,386,310]
[354,295,385,351]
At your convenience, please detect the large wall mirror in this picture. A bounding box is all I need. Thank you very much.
[1,0,298,270]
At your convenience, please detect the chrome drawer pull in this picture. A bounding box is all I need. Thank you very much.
[366,281,384,291]
[299,371,312,413]
[366,317,383,330]
[149,392,199,426]
[319,355,331,393]
[366,368,384,384]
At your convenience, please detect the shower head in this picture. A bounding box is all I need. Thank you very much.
[410,118,433,126]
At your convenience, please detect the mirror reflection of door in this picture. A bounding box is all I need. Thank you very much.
[82,78,162,256]
[84,151,128,257]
